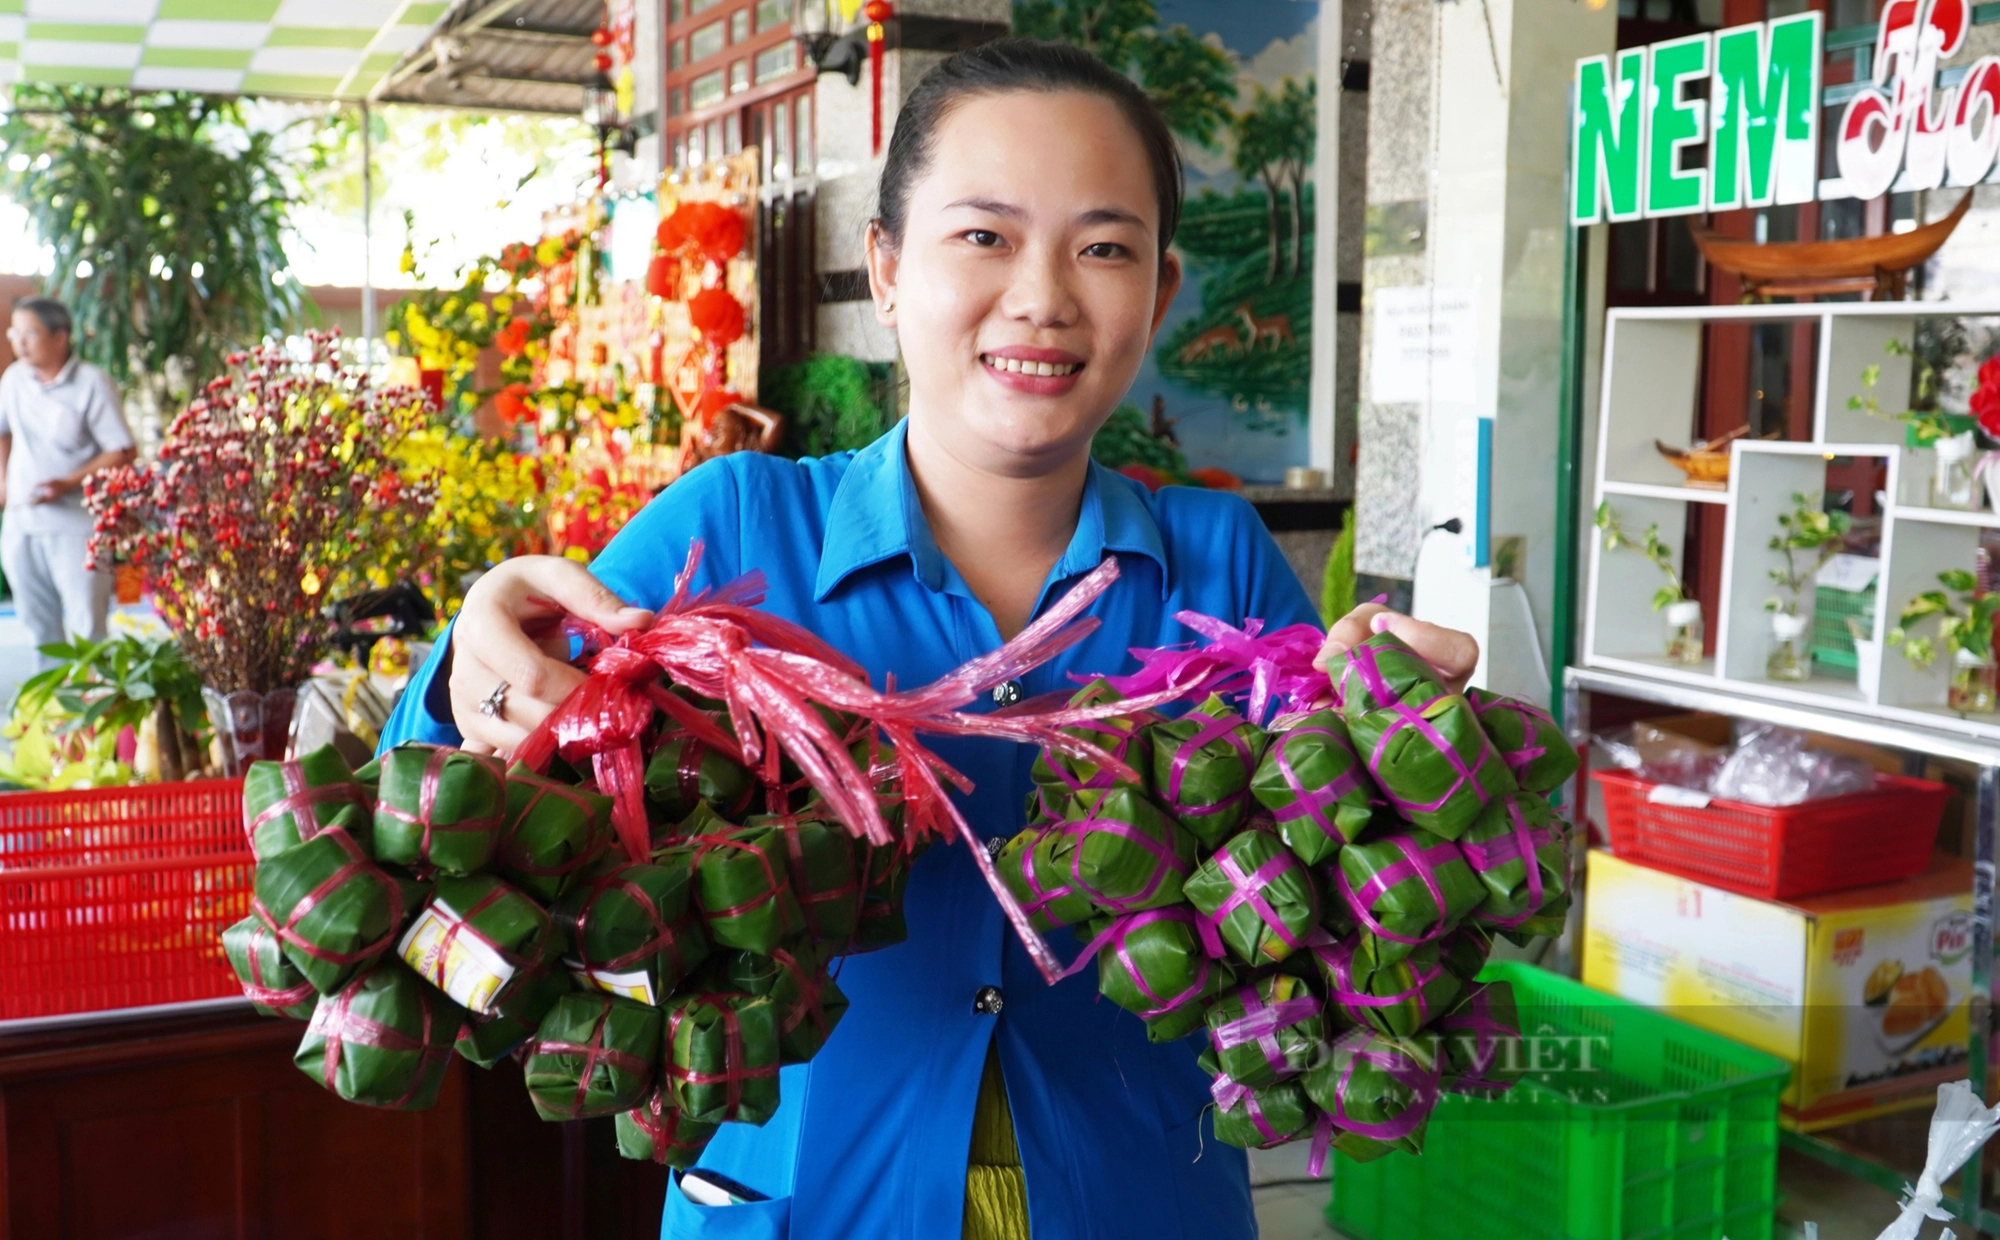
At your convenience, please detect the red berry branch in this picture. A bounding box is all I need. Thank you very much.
[85,334,438,696]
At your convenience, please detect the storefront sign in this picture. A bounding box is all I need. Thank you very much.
[1571,0,2000,224]
[1572,13,1822,225]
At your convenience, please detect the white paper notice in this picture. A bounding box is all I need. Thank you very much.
[1816,553,1880,593]
[1369,286,1479,405]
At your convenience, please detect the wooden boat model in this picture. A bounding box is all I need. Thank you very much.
[1655,426,1767,488]
[1689,190,1972,302]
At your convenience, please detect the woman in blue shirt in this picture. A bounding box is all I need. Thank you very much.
[383,38,1476,1240]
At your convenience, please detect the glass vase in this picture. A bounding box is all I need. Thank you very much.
[1766,610,1811,681]
[1932,432,1980,510]
[203,686,299,777]
[1662,600,1704,664]
[1949,651,1998,715]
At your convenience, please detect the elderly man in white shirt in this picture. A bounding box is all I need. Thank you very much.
[0,298,136,668]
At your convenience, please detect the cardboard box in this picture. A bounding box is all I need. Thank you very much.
[1582,849,1973,1131]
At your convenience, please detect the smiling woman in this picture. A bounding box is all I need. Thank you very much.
[379,36,1477,1240]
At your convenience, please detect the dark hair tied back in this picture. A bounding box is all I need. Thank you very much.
[873,37,1184,268]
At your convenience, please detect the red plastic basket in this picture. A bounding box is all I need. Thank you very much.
[0,779,249,1020]
[1591,767,1950,901]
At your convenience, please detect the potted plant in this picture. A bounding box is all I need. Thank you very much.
[85,336,438,772]
[1595,502,1701,663]
[11,632,214,783]
[1764,491,1850,682]
[1852,337,1986,509]
[1889,569,2000,714]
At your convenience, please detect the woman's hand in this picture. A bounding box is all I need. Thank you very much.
[1314,604,1480,695]
[449,555,655,754]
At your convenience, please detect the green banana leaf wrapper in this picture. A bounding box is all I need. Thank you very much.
[1333,828,1486,967]
[1301,1027,1440,1162]
[662,827,805,953]
[1211,1075,1314,1150]
[496,770,612,903]
[1030,679,1156,806]
[1333,633,1517,840]
[373,743,508,875]
[1426,979,1528,1093]
[524,990,663,1120]
[701,945,849,1064]
[671,800,737,842]
[1205,973,1327,1087]
[1467,688,1580,794]
[645,721,755,824]
[398,873,561,1016]
[618,1086,721,1167]
[850,838,915,953]
[295,961,460,1110]
[223,913,318,1020]
[1458,794,1570,930]
[1499,892,1570,946]
[1312,934,1464,1039]
[1085,909,1234,1033]
[666,992,784,1125]
[1184,827,1322,965]
[1250,711,1378,866]
[244,744,374,862]
[1147,695,1269,848]
[751,817,861,943]
[554,857,710,1006]
[996,826,1094,931]
[253,826,410,994]
[1049,786,1197,915]
[456,964,572,1069]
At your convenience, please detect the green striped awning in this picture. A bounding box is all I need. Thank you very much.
[2,0,451,99]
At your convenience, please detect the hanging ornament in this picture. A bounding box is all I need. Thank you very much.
[864,0,894,156]
[589,27,613,47]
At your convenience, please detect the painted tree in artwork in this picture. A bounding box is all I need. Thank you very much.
[1013,0,1235,149]
[1234,79,1317,282]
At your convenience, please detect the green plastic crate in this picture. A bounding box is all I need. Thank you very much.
[1809,583,1875,677]
[1327,962,1790,1240]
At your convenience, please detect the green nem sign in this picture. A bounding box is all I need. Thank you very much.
[1571,12,1822,225]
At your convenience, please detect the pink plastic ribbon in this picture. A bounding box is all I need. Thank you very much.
[1100,613,1333,724]
[1458,800,1557,929]
[1210,983,1323,1077]
[1335,834,1466,947]
[1206,843,1310,955]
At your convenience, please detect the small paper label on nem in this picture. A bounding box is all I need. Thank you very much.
[398,899,516,1015]
[565,957,658,1006]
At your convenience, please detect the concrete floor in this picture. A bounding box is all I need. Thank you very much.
[1252,1135,1936,1240]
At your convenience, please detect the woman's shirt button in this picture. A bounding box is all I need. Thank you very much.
[973,986,1005,1015]
[991,680,1023,706]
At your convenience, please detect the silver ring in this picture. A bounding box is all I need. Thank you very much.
[478,680,510,718]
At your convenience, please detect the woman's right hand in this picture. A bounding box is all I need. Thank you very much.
[448,555,656,754]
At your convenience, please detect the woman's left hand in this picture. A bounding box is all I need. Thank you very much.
[1314,604,1480,695]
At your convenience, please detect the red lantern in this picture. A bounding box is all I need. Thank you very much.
[592,51,613,72]
[590,27,613,46]
[863,1,895,156]
[645,253,679,300]
[688,287,746,349]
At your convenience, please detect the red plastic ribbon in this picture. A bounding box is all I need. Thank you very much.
[535,999,655,1119]
[375,746,507,864]
[562,867,698,976]
[238,920,316,1012]
[1102,612,1332,724]
[496,778,611,880]
[1335,834,1466,948]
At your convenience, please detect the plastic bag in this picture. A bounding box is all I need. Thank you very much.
[1710,726,1874,807]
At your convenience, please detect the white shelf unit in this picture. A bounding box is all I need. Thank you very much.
[1585,301,2000,741]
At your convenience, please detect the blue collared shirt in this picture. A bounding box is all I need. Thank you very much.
[380,423,1319,1240]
